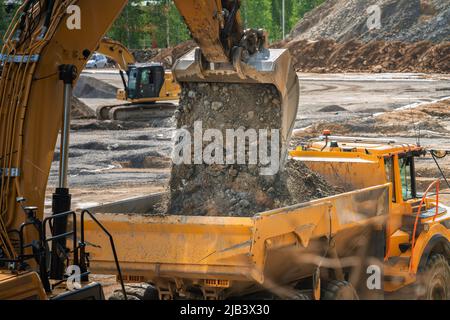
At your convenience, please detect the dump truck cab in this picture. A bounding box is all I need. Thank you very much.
[291,134,450,296]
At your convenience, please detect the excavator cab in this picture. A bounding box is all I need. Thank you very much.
[126,64,165,101]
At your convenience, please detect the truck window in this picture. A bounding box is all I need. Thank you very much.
[384,157,396,202]
[399,157,415,200]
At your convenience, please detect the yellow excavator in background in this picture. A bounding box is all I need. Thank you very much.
[93,38,181,121]
[0,0,298,299]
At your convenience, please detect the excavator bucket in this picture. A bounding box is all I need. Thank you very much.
[172,47,300,162]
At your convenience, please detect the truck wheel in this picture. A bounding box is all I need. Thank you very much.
[418,254,450,300]
[108,283,159,300]
[322,280,359,300]
[292,293,311,300]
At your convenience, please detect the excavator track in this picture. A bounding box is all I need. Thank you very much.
[96,102,177,121]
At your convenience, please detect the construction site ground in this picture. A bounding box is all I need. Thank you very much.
[44,70,450,214]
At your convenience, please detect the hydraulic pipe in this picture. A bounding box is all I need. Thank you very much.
[50,64,76,280]
[59,81,72,188]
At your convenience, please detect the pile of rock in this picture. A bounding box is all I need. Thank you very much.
[164,82,337,217]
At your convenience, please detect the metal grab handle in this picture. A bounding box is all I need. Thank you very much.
[80,210,127,300]
[409,179,440,273]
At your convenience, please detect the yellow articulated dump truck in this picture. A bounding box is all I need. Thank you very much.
[82,136,450,300]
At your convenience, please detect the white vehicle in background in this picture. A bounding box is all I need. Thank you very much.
[86,53,108,69]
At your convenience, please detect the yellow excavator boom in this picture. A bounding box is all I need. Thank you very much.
[95,38,136,71]
[173,0,243,63]
[0,0,129,262]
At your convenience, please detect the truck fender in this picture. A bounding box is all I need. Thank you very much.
[417,235,450,272]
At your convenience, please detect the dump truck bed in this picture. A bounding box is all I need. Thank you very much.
[84,184,389,298]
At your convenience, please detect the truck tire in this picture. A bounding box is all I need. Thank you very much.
[292,293,311,300]
[418,254,450,300]
[108,283,159,300]
[322,280,359,300]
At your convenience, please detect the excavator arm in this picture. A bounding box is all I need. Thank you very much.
[173,0,244,63]
[0,0,129,263]
[95,38,136,71]
[94,38,136,102]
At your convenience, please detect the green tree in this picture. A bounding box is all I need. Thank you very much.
[241,0,275,40]
[108,0,189,49]
[140,1,190,48]
[0,3,6,43]
[107,0,327,48]
[108,0,146,48]
[241,0,325,43]
[168,2,191,46]
[0,1,20,46]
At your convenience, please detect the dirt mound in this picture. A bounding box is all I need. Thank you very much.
[132,48,162,63]
[295,98,450,139]
[289,0,450,43]
[134,41,196,69]
[283,158,340,203]
[319,105,348,112]
[165,82,337,217]
[115,154,171,169]
[73,75,118,99]
[276,39,449,73]
[71,97,95,119]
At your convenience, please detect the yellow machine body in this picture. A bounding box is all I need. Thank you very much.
[0,272,47,300]
[0,0,295,260]
[0,0,129,264]
[85,184,389,299]
[83,138,450,299]
[291,138,450,293]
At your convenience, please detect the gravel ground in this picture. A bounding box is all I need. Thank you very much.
[289,0,450,43]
